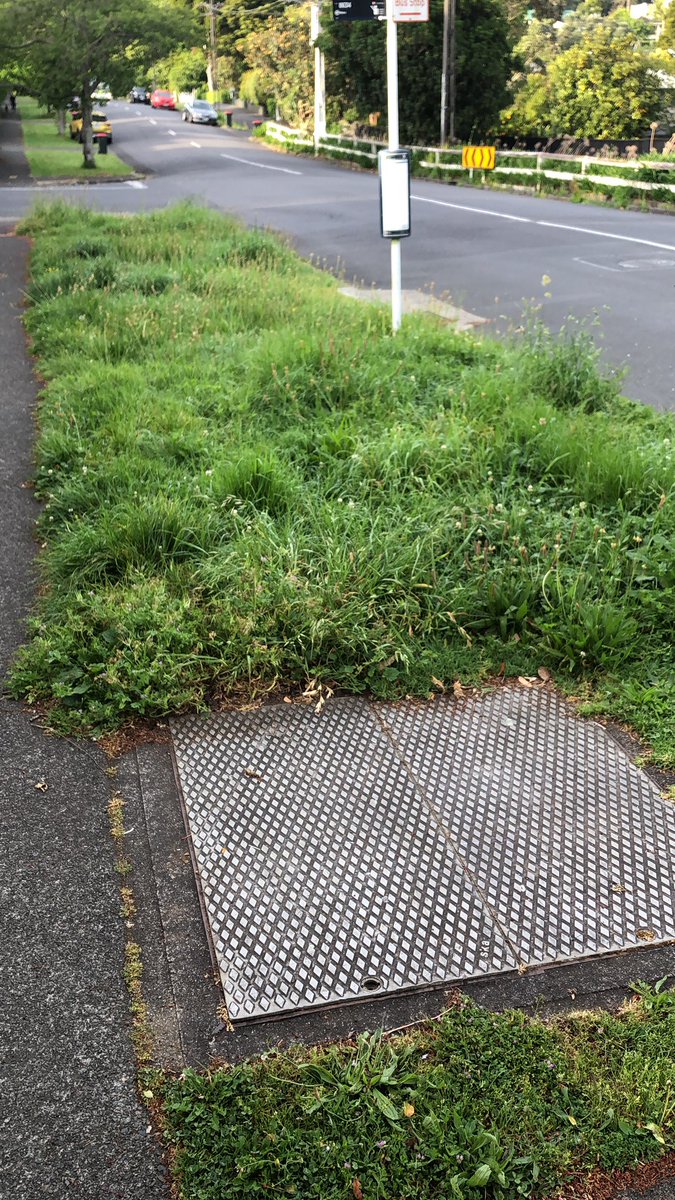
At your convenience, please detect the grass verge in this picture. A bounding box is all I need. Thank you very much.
[10,201,675,759]
[160,985,675,1199]
[19,96,134,179]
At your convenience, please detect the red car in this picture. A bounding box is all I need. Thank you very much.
[150,90,176,109]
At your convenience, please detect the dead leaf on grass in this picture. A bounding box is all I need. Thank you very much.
[353,1180,363,1200]
[453,680,464,698]
[537,666,552,681]
[431,676,445,692]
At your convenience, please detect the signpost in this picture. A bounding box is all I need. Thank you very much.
[377,0,427,331]
[311,2,326,145]
[332,0,384,19]
[330,0,427,331]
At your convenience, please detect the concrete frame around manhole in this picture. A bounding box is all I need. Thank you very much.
[170,687,675,1026]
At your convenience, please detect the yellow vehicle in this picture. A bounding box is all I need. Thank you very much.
[69,110,113,145]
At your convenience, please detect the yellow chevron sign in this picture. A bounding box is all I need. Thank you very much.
[461,145,496,170]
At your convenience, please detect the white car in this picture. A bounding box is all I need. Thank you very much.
[182,98,218,126]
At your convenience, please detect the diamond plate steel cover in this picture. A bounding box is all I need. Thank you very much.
[171,689,675,1022]
[378,690,675,968]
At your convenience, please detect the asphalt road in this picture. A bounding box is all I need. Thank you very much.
[1,100,674,408]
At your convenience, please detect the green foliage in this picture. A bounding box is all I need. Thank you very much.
[661,0,675,49]
[151,46,206,94]
[161,992,675,1199]
[546,24,664,137]
[506,12,666,137]
[10,202,675,749]
[243,3,314,128]
[1,0,195,166]
[322,0,513,142]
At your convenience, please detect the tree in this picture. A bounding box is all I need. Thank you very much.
[505,8,667,136]
[545,23,664,136]
[152,45,207,93]
[321,0,513,143]
[243,4,314,126]
[662,0,675,50]
[1,0,195,167]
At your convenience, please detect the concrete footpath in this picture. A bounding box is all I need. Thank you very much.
[0,236,166,1197]
[0,107,30,184]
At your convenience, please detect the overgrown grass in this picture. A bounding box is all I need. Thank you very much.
[19,96,134,179]
[161,984,675,1199]
[10,201,675,757]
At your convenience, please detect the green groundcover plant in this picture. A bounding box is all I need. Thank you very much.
[10,202,675,759]
[160,985,675,1199]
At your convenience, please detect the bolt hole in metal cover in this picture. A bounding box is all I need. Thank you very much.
[171,689,675,1023]
[362,976,384,992]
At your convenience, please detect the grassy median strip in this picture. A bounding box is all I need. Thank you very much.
[19,96,134,179]
[159,987,675,1199]
[10,202,675,756]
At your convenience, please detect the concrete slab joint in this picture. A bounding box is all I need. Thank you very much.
[171,689,675,1025]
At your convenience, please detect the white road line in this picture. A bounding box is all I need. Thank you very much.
[220,152,302,176]
[574,256,622,273]
[411,193,675,252]
[191,141,202,148]
[149,118,157,125]
[168,129,176,136]
[126,180,147,189]
[411,194,530,222]
[537,219,675,253]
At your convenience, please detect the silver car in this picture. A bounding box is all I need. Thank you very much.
[182,98,219,126]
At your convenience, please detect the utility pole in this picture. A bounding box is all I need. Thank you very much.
[202,1,224,97]
[440,0,456,146]
[311,1,326,147]
[386,0,402,332]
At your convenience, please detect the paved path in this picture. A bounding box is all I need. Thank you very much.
[0,106,30,184]
[0,236,166,1198]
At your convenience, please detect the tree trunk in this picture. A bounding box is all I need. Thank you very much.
[81,80,96,169]
[56,108,66,136]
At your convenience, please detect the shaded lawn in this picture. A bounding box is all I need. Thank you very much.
[19,96,134,178]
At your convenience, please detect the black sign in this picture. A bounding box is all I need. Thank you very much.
[333,0,385,19]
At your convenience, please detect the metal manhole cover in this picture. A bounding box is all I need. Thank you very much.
[171,690,675,1022]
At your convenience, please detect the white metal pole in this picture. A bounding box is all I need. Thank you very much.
[386,0,402,332]
[311,2,326,149]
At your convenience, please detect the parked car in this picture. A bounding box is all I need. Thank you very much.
[92,83,112,102]
[182,97,219,126]
[129,86,149,104]
[150,89,176,110]
[69,110,113,145]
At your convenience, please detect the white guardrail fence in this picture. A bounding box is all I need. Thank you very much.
[262,121,675,202]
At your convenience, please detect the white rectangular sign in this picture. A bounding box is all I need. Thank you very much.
[378,149,411,238]
[393,0,429,21]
